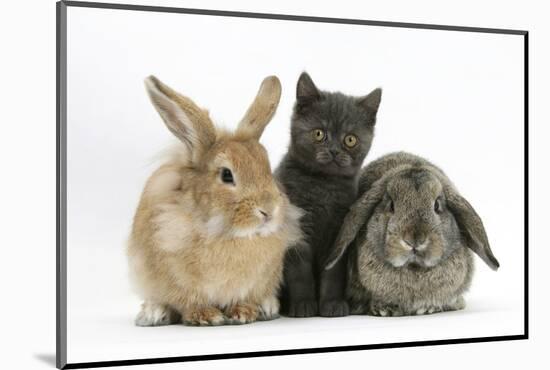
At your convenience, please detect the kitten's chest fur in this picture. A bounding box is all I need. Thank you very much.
[276,156,358,256]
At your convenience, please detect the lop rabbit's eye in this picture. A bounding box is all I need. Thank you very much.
[434,197,442,214]
[221,168,235,185]
[312,129,326,142]
[343,134,358,148]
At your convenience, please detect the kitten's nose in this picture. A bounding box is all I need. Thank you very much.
[330,149,339,157]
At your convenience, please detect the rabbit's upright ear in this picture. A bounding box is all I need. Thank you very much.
[446,190,500,270]
[236,76,282,141]
[145,76,216,162]
[325,181,387,270]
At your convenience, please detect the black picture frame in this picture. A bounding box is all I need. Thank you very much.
[56,1,529,368]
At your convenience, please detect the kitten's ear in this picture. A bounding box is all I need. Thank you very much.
[297,72,320,103]
[358,88,382,114]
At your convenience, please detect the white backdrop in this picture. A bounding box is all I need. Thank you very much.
[6,0,549,369]
[64,4,525,364]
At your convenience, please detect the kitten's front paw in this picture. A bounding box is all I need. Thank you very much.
[183,306,226,326]
[320,300,350,317]
[285,299,318,317]
[225,303,259,325]
[135,301,180,326]
[258,296,280,321]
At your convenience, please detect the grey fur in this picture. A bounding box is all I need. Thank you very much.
[276,72,382,317]
[326,152,499,316]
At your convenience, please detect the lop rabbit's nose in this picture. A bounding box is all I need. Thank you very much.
[402,238,428,254]
[415,239,429,251]
[403,238,414,247]
[400,238,414,251]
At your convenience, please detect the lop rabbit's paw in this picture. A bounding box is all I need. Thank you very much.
[442,296,466,312]
[413,306,442,315]
[369,302,404,317]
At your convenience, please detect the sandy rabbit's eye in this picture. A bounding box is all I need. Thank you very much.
[312,129,326,142]
[221,168,235,185]
[434,197,442,214]
[343,134,358,148]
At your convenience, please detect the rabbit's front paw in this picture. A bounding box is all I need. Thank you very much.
[442,296,466,312]
[320,299,350,317]
[369,302,404,317]
[450,296,466,310]
[135,301,180,326]
[286,299,318,317]
[225,303,259,324]
[258,296,280,321]
[414,306,443,315]
[349,301,369,315]
[183,306,226,326]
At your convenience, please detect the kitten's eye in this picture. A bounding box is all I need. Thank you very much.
[344,134,358,148]
[388,200,395,213]
[220,167,235,185]
[434,197,442,214]
[312,129,325,142]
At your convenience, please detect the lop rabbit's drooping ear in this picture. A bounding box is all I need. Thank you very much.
[236,76,282,141]
[325,180,388,270]
[144,75,217,163]
[445,189,500,270]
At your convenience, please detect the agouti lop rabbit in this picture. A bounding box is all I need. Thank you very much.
[325,152,499,316]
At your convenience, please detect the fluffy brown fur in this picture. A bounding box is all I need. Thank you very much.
[325,152,499,316]
[128,76,303,326]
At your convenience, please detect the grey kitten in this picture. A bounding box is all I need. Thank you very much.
[275,72,382,317]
